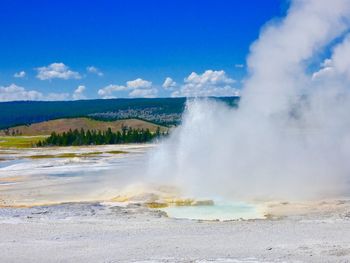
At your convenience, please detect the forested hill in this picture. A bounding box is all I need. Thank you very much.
[0,97,239,129]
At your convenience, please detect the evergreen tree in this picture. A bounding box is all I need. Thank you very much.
[37,127,167,147]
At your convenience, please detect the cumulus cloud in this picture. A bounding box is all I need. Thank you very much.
[126,78,155,97]
[97,84,128,98]
[126,78,152,89]
[36,63,81,80]
[172,70,238,97]
[0,84,43,101]
[162,77,177,89]
[0,84,70,101]
[98,78,155,98]
[14,71,26,78]
[86,66,103,76]
[73,85,86,100]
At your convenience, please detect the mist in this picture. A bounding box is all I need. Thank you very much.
[146,0,350,201]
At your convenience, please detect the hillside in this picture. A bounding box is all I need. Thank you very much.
[0,97,239,129]
[0,118,168,136]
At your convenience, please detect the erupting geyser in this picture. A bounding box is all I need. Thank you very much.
[147,0,350,202]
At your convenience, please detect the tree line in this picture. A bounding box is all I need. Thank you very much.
[37,127,167,147]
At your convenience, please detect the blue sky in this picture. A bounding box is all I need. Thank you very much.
[0,0,286,101]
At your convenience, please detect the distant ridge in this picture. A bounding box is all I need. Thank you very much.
[0,97,239,129]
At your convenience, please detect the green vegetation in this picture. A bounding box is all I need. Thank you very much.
[0,117,167,136]
[0,136,47,148]
[0,97,239,129]
[28,153,76,159]
[77,151,127,156]
[37,127,167,147]
[0,98,187,129]
[105,150,127,154]
[80,151,103,156]
[27,151,128,159]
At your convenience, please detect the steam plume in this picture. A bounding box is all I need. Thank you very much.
[147,0,350,201]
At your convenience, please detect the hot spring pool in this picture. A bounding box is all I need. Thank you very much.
[159,202,264,221]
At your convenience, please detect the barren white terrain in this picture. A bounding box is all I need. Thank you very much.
[1,201,350,262]
[1,145,350,262]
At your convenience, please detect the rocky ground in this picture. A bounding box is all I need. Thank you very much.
[1,200,350,263]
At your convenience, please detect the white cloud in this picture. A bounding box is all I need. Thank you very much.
[73,85,86,100]
[97,84,128,98]
[0,84,43,101]
[36,63,81,80]
[129,88,158,98]
[185,70,235,85]
[74,85,86,94]
[162,77,176,89]
[14,71,26,78]
[86,66,103,76]
[126,78,155,98]
[126,78,152,89]
[172,70,238,97]
[98,78,156,98]
[0,84,75,102]
[0,84,68,101]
